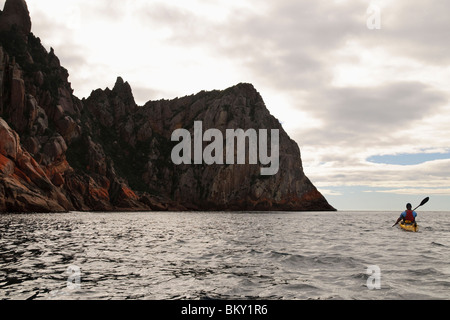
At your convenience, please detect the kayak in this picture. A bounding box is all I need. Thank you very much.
[399,221,419,232]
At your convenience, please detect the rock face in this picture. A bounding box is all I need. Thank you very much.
[0,0,31,37]
[0,118,70,212]
[0,0,335,213]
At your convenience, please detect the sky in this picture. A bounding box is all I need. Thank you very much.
[4,0,450,211]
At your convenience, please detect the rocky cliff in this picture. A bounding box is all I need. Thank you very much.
[0,0,335,213]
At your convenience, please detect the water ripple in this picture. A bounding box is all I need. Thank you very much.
[1,211,449,300]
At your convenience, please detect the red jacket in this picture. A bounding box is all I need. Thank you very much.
[404,210,415,222]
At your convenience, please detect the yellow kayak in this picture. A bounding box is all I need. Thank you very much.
[400,221,419,232]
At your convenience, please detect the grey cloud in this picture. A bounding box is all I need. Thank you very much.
[29,12,74,44]
[137,0,450,88]
[82,0,130,22]
[312,82,446,129]
[52,45,87,68]
[132,1,367,89]
[293,82,447,148]
[134,2,205,41]
[375,0,450,64]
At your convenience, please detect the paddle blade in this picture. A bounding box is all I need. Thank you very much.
[420,197,430,206]
[413,197,430,211]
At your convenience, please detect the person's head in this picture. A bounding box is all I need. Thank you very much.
[406,203,412,210]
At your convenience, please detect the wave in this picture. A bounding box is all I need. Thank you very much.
[268,250,362,270]
[407,267,442,276]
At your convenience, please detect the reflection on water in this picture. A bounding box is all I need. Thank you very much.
[1,211,449,300]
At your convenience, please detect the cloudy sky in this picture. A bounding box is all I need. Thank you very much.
[7,0,450,211]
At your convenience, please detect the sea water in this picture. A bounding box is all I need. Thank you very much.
[0,211,449,300]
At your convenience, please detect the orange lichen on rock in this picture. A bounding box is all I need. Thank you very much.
[0,153,14,175]
[300,189,323,202]
[120,186,138,200]
[12,166,32,184]
[89,187,110,201]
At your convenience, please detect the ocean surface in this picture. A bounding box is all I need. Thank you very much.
[0,211,449,300]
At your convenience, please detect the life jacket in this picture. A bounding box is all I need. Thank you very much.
[404,210,415,222]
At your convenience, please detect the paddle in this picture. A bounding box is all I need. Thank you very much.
[413,197,429,211]
[392,197,429,227]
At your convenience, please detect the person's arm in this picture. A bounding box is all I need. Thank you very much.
[393,212,405,226]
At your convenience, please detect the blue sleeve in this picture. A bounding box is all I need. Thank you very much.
[400,211,406,218]
[413,211,417,217]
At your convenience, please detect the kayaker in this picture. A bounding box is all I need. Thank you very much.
[394,203,417,226]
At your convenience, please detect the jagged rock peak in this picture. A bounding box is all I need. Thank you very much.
[232,82,257,92]
[0,0,31,36]
[112,76,136,105]
[225,82,263,102]
[113,76,128,92]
